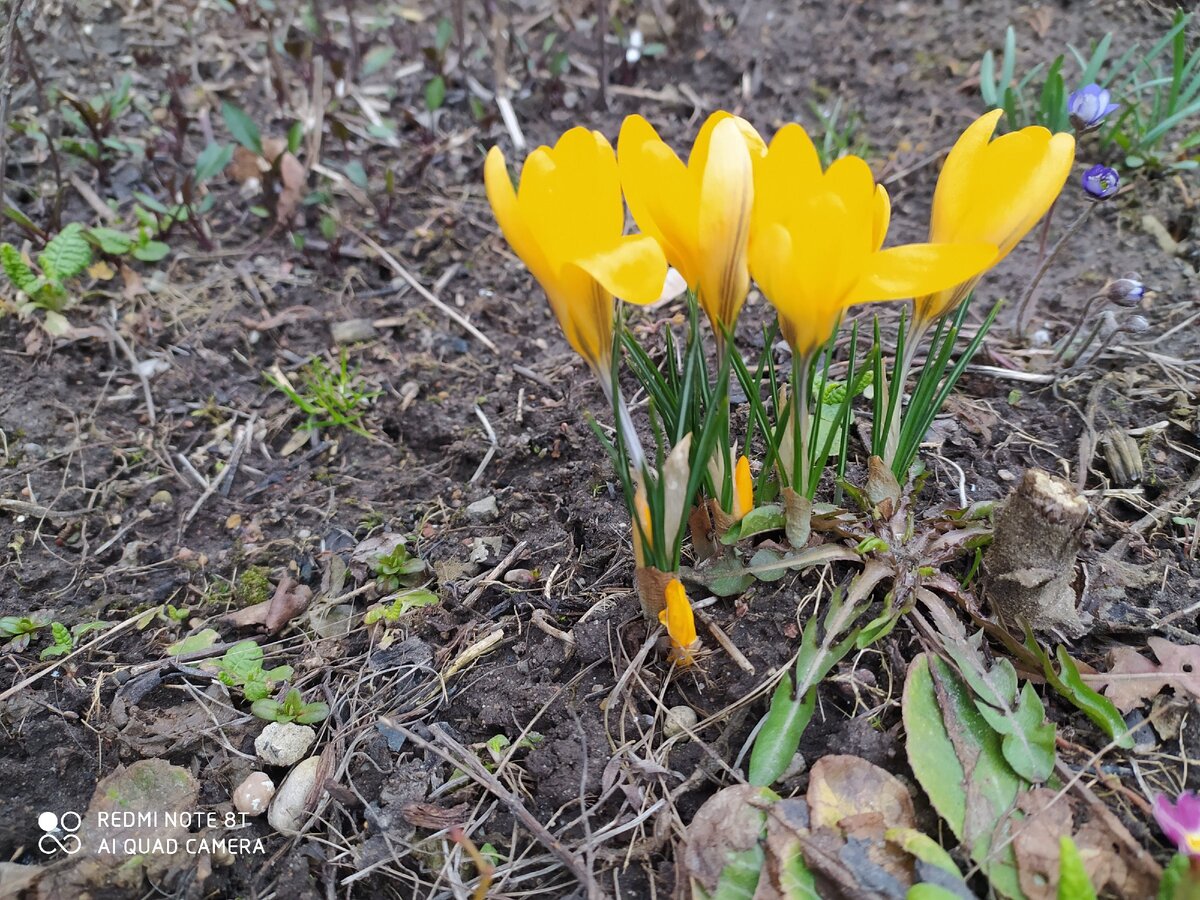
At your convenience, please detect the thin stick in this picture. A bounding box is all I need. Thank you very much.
[470,404,497,484]
[1014,205,1094,337]
[0,0,26,213]
[343,223,497,352]
[389,721,596,892]
[104,323,157,427]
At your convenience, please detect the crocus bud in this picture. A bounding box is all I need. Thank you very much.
[1082,164,1120,200]
[1068,83,1119,132]
[1105,276,1145,306]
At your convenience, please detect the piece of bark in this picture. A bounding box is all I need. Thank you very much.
[983,468,1089,636]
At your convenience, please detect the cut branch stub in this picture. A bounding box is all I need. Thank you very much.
[983,469,1089,636]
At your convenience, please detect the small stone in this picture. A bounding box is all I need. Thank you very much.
[149,490,174,512]
[21,442,44,458]
[233,771,276,816]
[255,722,317,766]
[664,705,698,739]
[268,756,323,835]
[466,495,499,522]
[330,318,378,344]
[503,568,535,586]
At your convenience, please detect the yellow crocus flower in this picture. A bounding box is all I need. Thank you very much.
[733,455,753,520]
[749,124,999,360]
[484,128,668,376]
[914,109,1075,327]
[618,111,766,338]
[658,578,698,665]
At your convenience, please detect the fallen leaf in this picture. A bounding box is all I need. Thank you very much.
[682,785,775,895]
[120,263,145,300]
[275,151,305,224]
[222,574,312,633]
[88,261,115,280]
[808,755,916,834]
[1013,789,1073,900]
[1102,637,1200,712]
[400,801,469,830]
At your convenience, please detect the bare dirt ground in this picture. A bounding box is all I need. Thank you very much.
[1,0,1198,898]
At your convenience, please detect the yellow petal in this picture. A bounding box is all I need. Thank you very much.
[544,266,612,368]
[696,117,754,333]
[734,455,754,520]
[689,111,765,180]
[872,184,891,251]
[853,242,999,305]
[573,234,668,306]
[485,146,555,290]
[658,578,697,658]
[618,115,701,286]
[929,109,1004,243]
[752,123,821,247]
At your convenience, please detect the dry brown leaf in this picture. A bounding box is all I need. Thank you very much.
[221,573,312,633]
[1027,7,1053,38]
[275,152,305,224]
[682,785,775,894]
[1102,637,1200,712]
[807,755,916,833]
[88,261,115,280]
[400,801,469,830]
[119,263,145,300]
[227,145,264,183]
[1013,789,1073,900]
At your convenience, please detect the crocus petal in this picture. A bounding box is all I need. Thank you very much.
[752,123,822,244]
[734,455,754,520]
[618,115,701,287]
[929,109,1004,243]
[854,242,999,304]
[697,117,755,334]
[872,184,891,252]
[573,234,668,306]
[484,146,556,291]
[658,578,697,661]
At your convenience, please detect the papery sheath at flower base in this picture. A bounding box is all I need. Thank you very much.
[1081,164,1120,200]
[1068,83,1119,132]
[749,123,996,547]
[658,578,699,666]
[484,128,668,382]
[913,109,1075,329]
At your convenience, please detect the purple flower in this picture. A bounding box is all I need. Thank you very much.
[1154,792,1200,857]
[1068,84,1119,132]
[1106,275,1145,306]
[1082,164,1120,200]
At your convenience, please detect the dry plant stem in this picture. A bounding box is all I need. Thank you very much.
[982,468,1088,634]
[342,223,498,352]
[1049,291,1107,363]
[1014,205,1095,337]
[0,0,26,211]
[393,721,597,895]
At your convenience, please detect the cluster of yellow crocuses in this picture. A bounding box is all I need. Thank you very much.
[485,107,1074,663]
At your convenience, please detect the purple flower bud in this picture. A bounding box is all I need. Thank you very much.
[1082,164,1120,200]
[1068,83,1119,132]
[1120,314,1150,335]
[1106,276,1145,306]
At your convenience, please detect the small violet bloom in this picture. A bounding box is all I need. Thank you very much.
[1154,792,1200,857]
[1068,83,1120,132]
[1082,164,1120,200]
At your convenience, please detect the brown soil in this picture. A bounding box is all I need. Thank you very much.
[1,1,1198,898]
